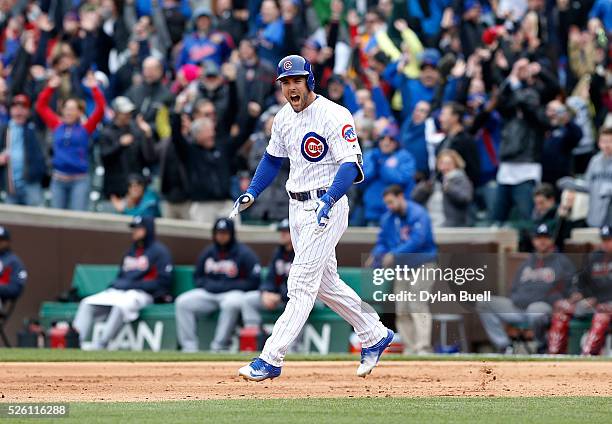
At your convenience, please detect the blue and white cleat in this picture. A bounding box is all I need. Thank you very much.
[239,358,282,381]
[357,329,395,378]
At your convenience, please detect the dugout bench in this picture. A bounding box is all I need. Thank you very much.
[39,265,385,352]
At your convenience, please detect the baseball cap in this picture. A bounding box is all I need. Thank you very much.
[464,0,480,11]
[601,225,612,239]
[112,96,135,114]
[304,38,322,51]
[203,60,221,77]
[379,123,400,140]
[327,74,344,85]
[64,11,79,22]
[419,49,441,69]
[0,226,11,240]
[277,218,290,232]
[214,218,234,232]
[129,216,146,229]
[127,173,147,186]
[482,26,502,46]
[193,6,213,20]
[533,223,552,237]
[11,94,31,108]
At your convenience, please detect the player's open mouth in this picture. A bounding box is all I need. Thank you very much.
[290,95,300,104]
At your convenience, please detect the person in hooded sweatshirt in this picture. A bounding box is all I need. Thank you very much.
[175,218,261,352]
[73,216,173,350]
[0,226,27,308]
[476,223,575,354]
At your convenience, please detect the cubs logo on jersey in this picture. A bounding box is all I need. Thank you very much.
[342,124,357,142]
[301,132,328,162]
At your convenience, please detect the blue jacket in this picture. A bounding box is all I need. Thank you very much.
[194,241,261,294]
[400,120,429,176]
[250,17,285,66]
[473,111,501,186]
[112,217,173,299]
[372,86,392,119]
[383,63,458,121]
[52,124,90,175]
[363,148,416,223]
[0,249,27,300]
[0,121,47,190]
[259,245,293,303]
[407,0,450,37]
[176,31,232,68]
[372,200,437,266]
[136,0,191,18]
[590,0,612,32]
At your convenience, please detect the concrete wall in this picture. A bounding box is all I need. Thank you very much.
[0,205,518,348]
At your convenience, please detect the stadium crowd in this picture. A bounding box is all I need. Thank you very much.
[0,0,608,241]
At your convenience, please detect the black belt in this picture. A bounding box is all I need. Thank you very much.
[288,189,327,201]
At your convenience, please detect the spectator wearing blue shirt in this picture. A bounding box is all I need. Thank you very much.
[365,185,437,354]
[326,74,359,113]
[401,100,431,179]
[250,0,286,66]
[175,7,233,69]
[383,49,457,122]
[363,124,416,225]
[407,0,452,46]
[589,0,612,32]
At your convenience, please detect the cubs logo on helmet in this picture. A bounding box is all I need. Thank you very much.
[301,132,328,162]
[276,55,315,91]
[342,124,357,142]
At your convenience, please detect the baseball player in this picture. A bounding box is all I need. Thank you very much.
[73,216,173,350]
[548,225,612,355]
[230,55,393,381]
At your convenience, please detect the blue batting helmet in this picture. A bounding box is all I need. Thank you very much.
[276,55,315,91]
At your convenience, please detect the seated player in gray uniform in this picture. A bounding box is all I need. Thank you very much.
[241,219,293,327]
[477,223,576,353]
[73,216,173,350]
[175,218,261,352]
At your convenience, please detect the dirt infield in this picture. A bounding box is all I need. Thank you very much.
[1,361,611,402]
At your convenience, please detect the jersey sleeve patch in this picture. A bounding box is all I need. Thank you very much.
[341,124,357,142]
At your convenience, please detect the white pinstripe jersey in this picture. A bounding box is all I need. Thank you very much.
[266,95,363,193]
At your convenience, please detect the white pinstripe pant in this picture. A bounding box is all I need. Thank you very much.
[260,196,388,367]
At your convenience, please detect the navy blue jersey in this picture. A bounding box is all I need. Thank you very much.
[260,245,293,302]
[194,241,261,294]
[574,250,612,303]
[0,250,26,300]
[111,217,173,298]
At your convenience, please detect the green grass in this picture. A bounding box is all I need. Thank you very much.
[3,397,611,424]
[0,348,611,362]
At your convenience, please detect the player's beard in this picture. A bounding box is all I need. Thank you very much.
[288,93,304,112]
[288,91,313,113]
